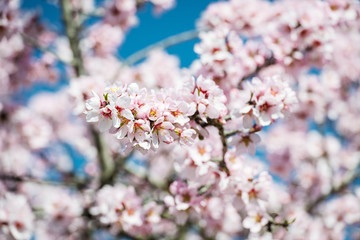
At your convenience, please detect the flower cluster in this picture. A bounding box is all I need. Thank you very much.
[21,183,85,239]
[0,191,34,240]
[85,76,228,152]
[198,0,270,37]
[192,30,271,94]
[163,140,277,237]
[234,75,298,128]
[0,0,59,96]
[103,0,138,31]
[84,23,124,57]
[103,0,175,31]
[0,0,22,40]
[89,184,169,237]
[196,0,360,89]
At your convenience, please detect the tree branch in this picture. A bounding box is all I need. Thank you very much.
[266,218,296,232]
[60,0,114,188]
[123,29,201,66]
[90,127,115,188]
[224,125,263,138]
[21,33,70,64]
[191,115,230,174]
[306,169,360,213]
[237,54,276,88]
[237,45,316,88]
[60,0,85,76]
[0,173,86,188]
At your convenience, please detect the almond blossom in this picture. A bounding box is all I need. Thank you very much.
[84,76,227,152]
[2,0,360,239]
[235,75,298,128]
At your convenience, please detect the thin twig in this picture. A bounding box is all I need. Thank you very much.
[266,218,296,232]
[81,8,105,19]
[224,125,262,138]
[237,45,315,88]
[123,29,201,66]
[225,130,239,138]
[237,54,276,88]
[110,29,201,82]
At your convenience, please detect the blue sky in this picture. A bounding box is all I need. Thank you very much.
[21,0,218,67]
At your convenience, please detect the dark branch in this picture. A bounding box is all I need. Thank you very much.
[266,218,296,232]
[238,54,276,88]
[191,114,230,174]
[0,173,87,188]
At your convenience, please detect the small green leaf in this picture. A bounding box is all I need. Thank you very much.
[103,93,109,103]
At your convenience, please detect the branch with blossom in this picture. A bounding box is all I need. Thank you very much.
[1,0,360,239]
[306,169,360,214]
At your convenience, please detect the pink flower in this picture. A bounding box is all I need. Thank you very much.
[174,128,196,146]
[104,0,138,31]
[128,119,151,148]
[152,117,175,148]
[165,180,202,211]
[85,23,123,56]
[148,0,175,13]
[143,201,163,224]
[243,207,270,233]
[167,101,196,126]
[85,91,113,132]
[111,94,134,128]
[229,132,261,155]
[0,192,34,240]
[89,184,145,233]
[237,75,298,127]
[190,75,228,121]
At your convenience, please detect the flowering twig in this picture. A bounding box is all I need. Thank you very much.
[237,54,276,89]
[239,54,276,83]
[237,45,316,88]
[306,169,360,213]
[191,114,230,174]
[225,125,263,138]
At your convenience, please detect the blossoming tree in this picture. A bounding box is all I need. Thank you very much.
[1,0,360,239]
